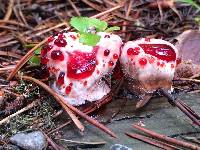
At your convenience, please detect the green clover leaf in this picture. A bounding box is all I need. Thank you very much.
[70,17,89,33]
[70,17,108,33]
[29,55,40,66]
[34,47,42,55]
[79,33,101,46]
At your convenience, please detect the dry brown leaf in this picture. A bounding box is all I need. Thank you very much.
[175,30,200,64]
[175,30,200,78]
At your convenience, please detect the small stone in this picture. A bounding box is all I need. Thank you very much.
[10,131,47,150]
[110,144,133,150]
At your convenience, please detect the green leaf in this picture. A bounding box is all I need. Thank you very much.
[70,17,108,33]
[79,33,101,46]
[105,26,120,32]
[70,17,90,32]
[88,18,107,32]
[29,55,40,66]
[34,47,42,55]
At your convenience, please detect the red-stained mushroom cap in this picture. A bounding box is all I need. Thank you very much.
[41,30,122,105]
[120,38,179,93]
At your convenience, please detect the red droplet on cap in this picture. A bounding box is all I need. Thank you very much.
[48,36,54,43]
[54,38,67,47]
[139,58,147,66]
[65,85,72,94]
[41,45,53,57]
[127,47,140,56]
[41,56,49,64]
[58,34,65,39]
[83,81,87,86]
[70,35,76,40]
[67,50,97,80]
[113,54,118,59]
[57,72,65,85]
[148,57,155,64]
[139,44,176,62]
[108,61,114,66]
[51,50,64,61]
[104,49,110,56]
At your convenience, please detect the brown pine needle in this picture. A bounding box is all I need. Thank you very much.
[132,124,200,150]
[7,22,68,80]
[21,76,116,138]
[3,0,14,22]
[0,50,22,59]
[7,38,47,80]
[20,76,84,132]
[0,100,38,125]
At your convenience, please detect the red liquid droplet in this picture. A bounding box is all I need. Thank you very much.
[139,44,176,62]
[41,56,49,64]
[113,54,118,59]
[104,35,110,38]
[41,45,53,57]
[148,57,155,64]
[96,70,100,74]
[65,85,72,94]
[57,72,65,85]
[54,38,67,47]
[157,62,160,66]
[160,62,165,67]
[104,49,110,56]
[48,36,54,42]
[58,33,65,39]
[70,35,76,40]
[139,58,147,66]
[108,61,114,66]
[83,81,87,86]
[67,50,97,80]
[51,50,64,61]
[127,47,140,56]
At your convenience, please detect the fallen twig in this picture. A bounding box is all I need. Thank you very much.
[57,138,106,148]
[43,131,64,150]
[0,100,38,125]
[2,0,14,23]
[21,76,116,138]
[21,76,84,132]
[132,124,200,150]
[159,88,200,127]
[126,132,180,150]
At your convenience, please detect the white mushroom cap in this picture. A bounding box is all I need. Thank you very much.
[120,38,178,93]
[41,31,122,105]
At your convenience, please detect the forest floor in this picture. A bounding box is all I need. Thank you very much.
[0,0,200,149]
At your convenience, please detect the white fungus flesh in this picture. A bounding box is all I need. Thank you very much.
[120,38,179,93]
[41,31,122,106]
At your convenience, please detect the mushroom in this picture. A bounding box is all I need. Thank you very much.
[120,38,179,108]
[41,30,122,106]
